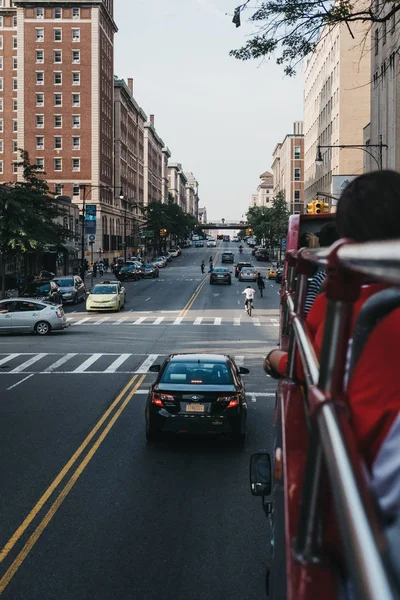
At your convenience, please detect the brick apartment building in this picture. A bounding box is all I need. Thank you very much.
[271,121,305,214]
[0,0,118,263]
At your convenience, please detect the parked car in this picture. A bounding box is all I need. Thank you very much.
[182,240,192,248]
[168,247,181,258]
[275,267,283,284]
[52,275,86,304]
[221,252,234,263]
[20,280,63,305]
[0,298,68,335]
[86,282,126,312]
[210,267,232,285]
[145,353,249,443]
[142,263,159,278]
[235,262,253,278]
[252,246,259,256]
[238,267,258,282]
[153,257,167,268]
[162,252,173,262]
[255,248,270,261]
[117,263,142,282]
[195,240,204,247]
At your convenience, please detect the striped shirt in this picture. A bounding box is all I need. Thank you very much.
[304,270,326,317]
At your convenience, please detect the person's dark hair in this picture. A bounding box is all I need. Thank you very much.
[336,170,400,242]
[317,222,339,247]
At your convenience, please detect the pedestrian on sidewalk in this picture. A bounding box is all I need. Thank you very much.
[93,262,97,277]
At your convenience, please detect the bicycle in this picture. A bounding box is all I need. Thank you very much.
[245,299,253,317]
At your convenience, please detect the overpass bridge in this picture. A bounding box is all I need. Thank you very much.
[196,221,248,230]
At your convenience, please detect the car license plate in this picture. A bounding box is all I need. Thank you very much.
[217,275,224,278]
[186,403,205,413]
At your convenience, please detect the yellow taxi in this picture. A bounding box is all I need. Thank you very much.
[86,281,126,312]
[268,267,277,280]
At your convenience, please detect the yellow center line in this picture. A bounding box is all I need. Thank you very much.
[0,374,147,596]
[0,373,140,565]
[179,246,222,318]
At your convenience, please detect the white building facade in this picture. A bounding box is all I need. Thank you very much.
[304,19,371,203]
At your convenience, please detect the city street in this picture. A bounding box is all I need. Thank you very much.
[0,242,280,600]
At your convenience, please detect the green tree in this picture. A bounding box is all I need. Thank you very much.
[0,150,74,297]
[246,192,289,258]
[230,0,396,75]
[144,200,198,254]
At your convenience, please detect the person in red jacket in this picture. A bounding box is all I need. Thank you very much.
[264,170,400,520]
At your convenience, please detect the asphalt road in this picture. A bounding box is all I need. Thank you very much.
[0,241,280,600]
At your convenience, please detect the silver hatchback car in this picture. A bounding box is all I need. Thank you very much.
[0,298,69,335]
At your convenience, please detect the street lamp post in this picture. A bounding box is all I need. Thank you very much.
[315,135,388,170]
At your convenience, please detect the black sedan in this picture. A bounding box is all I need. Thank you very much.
[117,263,142,281]
[235,261,253,278]
[145,354,249,444]
[210,267,232,285]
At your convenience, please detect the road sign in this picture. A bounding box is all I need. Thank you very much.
[282,239,287,248]
[89,234,96,241]
[140,231,154,238]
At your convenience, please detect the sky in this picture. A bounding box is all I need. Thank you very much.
[114,0,304,221]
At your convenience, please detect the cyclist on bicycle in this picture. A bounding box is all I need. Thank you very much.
[242,285,256,312]
[256,272,265,296]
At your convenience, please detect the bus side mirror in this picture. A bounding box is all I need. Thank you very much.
[250,452,272,497]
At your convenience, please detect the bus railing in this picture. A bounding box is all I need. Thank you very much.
[281,239,399,600]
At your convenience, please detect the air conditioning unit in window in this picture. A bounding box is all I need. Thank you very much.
[36,145,44,150]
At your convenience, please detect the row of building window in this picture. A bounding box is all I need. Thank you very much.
[35,28,81,43]
[0,15,17,28]
[33,7,81,20]
[34,49,81,64]
[35,114,82,128]
[35,71,81,85]
[0,158,81,174]
[34,136,81,150]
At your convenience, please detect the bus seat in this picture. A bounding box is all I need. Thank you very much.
[349,288,400,378]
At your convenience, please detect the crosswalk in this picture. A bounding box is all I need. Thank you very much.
[66,315,280,328]
[0,352,268,377]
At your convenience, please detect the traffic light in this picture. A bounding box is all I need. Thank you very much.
[160,228,167,237]
[306,200,330,214]
[314,201,330,214]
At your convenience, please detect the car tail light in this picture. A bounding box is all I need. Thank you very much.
[217,394,240,408]
[56,309,63,318]
[151,392,174,406]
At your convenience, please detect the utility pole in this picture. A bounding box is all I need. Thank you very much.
[80,184,87,281]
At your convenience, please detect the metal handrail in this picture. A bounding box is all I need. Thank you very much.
[295,239,400,284]
[282,243,398,599]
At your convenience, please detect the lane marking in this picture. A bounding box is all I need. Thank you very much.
[0,354,20,367]
[73,317,91,326]
[9,354,47,373]
[136,354,158,373]
[132,317,147,325]
[43,354,77,373]
[145,297,151,302]
[94,317,110,325]
[0,373,140,566]
[0,375,146,596]
[173,317,183,325]
[214,318,222,326]
[104,354,131,374]
[153,317,164,325]
[114,317,128,325]
[235,356,245,366]
[194,317,203,325]
[6,374,34,391]
[72,354,102,373]
[234,318,241,326]
[253,318,261,327]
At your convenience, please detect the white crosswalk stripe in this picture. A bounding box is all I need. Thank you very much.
[66,315,280,327]
[0,352,270,376]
